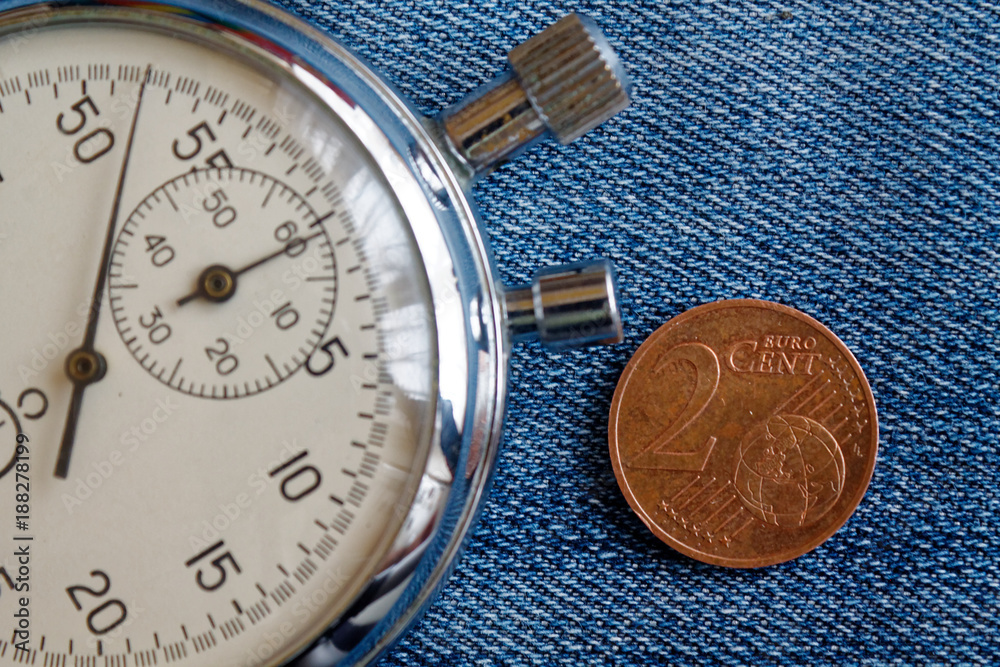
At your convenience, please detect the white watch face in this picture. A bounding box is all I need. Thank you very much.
[0,6,438,666]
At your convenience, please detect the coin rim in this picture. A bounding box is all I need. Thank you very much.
[608,299,879,567]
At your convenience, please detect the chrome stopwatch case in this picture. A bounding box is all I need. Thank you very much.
[0,0,629,664]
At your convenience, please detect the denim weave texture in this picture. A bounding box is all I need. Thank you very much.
[276,0,999,664]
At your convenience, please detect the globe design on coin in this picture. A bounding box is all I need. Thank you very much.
[734,414,846,528]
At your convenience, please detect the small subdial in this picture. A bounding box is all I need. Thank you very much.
[0,395,22,479]
[109,168,337,398]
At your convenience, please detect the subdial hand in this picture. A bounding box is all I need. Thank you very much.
[55,65,153,479]
[175,228,327,307]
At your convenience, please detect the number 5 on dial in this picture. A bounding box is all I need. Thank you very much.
[185,540,242,592]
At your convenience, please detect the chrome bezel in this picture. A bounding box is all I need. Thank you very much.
[0,0,507,664]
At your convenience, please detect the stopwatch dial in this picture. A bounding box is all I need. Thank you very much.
[0,6,440,667]
[109,168,337,398]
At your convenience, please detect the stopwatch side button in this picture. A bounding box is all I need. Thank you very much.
[505,259,624,349]
[508,14,631,145]
[438,14,631,175]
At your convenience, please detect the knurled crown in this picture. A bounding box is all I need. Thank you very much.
[508,14,630,144]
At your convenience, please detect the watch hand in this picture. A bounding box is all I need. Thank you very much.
[55,65,152,479]
[175,229,326,307]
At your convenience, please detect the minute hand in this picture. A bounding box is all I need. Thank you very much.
[176,229,326,307]
[54,65,152,479]
[235,229,325,277]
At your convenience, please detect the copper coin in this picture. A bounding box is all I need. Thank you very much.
[609,299,878,567]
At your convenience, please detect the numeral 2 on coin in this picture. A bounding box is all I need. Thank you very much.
[629,342,720,471]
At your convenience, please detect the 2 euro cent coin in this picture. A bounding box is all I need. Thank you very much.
[608,299,878,567]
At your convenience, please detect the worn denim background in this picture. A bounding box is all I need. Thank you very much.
[275,0,999,663]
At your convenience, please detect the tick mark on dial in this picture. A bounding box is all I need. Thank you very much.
[261,181,277,208]
[310,210,334,228]
[265,354,282,379]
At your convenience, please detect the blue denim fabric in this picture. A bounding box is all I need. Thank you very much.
[276,0,999,663]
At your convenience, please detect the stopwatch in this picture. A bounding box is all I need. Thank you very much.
[0,0,629,665]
